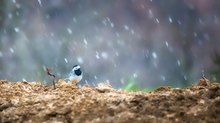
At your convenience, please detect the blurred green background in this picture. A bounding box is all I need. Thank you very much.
[0,0,220,90]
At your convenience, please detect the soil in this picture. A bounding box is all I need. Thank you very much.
[0,78,220,123]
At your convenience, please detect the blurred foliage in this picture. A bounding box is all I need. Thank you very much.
[123,78,138,91]
[209,52,220,82]
[123,76,190,92]
[123,77,154,92]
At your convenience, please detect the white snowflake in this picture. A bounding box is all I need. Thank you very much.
[67,28,72,34]
[64,58,68,63]
[155,18,160,23]
[14,27,20,32]
[38,0,42,7]
[177,60,181,66]
[152,52,157,59]
[101,52,108,59]
[160,75,166,81]
[124,25,129,31]
[110,22,114,28]
[73,17,77,23]
[165,41,169,47]
[83,38,88,45]
[10,48,14,53]
[133,73,138,78]
[94,75,97,80]
[168,17,173,23]
[77,57,84,64]
[95,51,100,59]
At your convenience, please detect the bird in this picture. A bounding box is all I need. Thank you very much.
[64,65,83,85]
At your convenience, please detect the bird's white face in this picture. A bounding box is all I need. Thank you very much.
[73,65,80,71]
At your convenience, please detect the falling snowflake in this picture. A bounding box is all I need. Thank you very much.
[38,0,42,7]
[152,52,157,59]
[77,57,84,64]
[22,78,27,82]
[73,17,77,23]
[110,23,114,28]
[165,41,169,47]
[67,28,72,34]
[177,60,181,66]
[101,52,108,59]
[83,38,88,45]
[64,58,68,63]
[133,73,138,78]
[120,78,125,84]
[124,25,129,31]
[14,27,20,32]
[155,18,160,23]
[148,9,154,19]
[168,17,173,23]
[94,75,98,80]
[8,13,13,19]
[160,75,166,81]
[95,51,100,59]
[10,48,14,53]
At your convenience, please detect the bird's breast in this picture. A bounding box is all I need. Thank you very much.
[69,75,82,84]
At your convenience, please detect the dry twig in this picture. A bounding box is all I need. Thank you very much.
[46,68,56,89]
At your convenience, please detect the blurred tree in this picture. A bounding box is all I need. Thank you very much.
[209,52,220,82]
[0,0,6,28]
[0,0,6,71]
[156,0,199,86]
[178,8,198,87]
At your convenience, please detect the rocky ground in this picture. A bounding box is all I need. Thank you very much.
[0,78,220,123]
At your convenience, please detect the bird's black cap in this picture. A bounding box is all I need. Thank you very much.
[73,65,79,69]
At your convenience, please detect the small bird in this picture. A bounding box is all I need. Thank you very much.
[64,65,83,85]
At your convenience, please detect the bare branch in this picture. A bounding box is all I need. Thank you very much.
[46,67,56,89]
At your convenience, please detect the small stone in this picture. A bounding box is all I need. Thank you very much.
[96,83,113,93]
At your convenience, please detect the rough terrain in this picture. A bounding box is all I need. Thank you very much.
[0,78,220,123]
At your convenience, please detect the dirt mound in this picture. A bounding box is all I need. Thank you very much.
[0,79,220,123]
